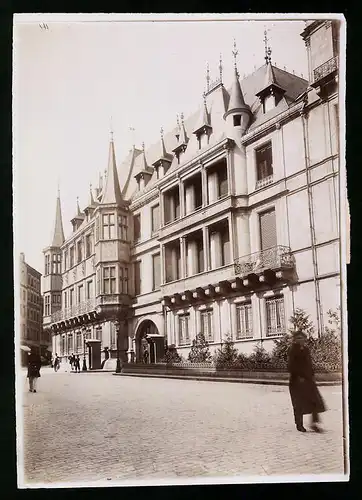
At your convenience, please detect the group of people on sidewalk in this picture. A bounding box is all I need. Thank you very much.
[25,331,327,433]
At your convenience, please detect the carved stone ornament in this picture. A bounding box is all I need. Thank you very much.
[64,273,68,284]
[73,268,77,279]
[91,257,95,268]
[82,262,86,276]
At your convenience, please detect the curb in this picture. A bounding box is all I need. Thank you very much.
[112,372,341,387]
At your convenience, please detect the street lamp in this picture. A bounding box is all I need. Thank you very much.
[82,326,87,371]
[115,320,122,373]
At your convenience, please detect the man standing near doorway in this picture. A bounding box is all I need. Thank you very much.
[27,346,41,393]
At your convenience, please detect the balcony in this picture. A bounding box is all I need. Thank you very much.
[234,246,295,284]
[255,175,273,190]
[51,298,97,323]
[313,56,338,84]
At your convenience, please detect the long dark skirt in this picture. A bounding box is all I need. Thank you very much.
[289,377,326,416]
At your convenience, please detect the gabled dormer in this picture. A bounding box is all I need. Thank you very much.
[152,128,173,178]
[134,143,154,190]
[193,94,212,149]
[255,62,286,114]
[172,113,189,164]
[71,198,85,232]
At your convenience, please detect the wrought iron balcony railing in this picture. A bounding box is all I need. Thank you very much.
[313,56,338,83]
[256,174,273,190]
[234,245,294,276]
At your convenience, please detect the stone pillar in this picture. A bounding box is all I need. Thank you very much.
[203,226,210,271]
[236,213,251,258]
[180,237,186,279]
[207,170,218,204]
[201,166,208,206]
[179,181,185,218]
[171,247,178,281]
[160,244,165,285]
[210,231,222,269]
[185,183,196,214]
[159,190,164,226]
[187,239,198,276]
[228,213,235,264]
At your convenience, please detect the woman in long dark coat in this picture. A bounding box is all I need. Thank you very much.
[288,331,326,432]
[27,346,42,393]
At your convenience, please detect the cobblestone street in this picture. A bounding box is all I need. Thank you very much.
[20,369,346,486]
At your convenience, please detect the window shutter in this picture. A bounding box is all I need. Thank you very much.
[259,209,277,251]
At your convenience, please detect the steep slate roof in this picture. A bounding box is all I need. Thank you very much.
[52,194,65,247]
[118,63,308,201]
[101,137,124,205]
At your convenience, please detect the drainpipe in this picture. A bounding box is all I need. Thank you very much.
[300,100,323,337]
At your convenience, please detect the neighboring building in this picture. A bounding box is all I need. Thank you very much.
[20,253,49,365]
[44,21,341,365]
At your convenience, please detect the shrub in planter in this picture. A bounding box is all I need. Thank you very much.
[188,332,212,363]
[214,336,239,369]
[161,345,183,365]
[247,344,271,370]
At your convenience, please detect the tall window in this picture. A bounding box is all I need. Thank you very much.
[95,216,100,242]
[77,240,83,263]
[236,302,253,339]
[60,336,65,356]
[134,214,141,241]
[68,333,73,354]
[256,142,273,187]
[76,332,82,353]
[221,225,230,266]
[151,205,160,233]
[178,314,190,346]
[64,250,68,271]
[103,213,115,239]
[64,291,67,309]
[69,289,74,307]
[118,215,128,241]
[103,267,116,294]
[78,285,84,304]
[152,253,161,290]
[44,296,50,316]
[201,310,214,342]
[69,246,75,268]
[218,166,228,198]
[86,280,93,300]
[266,296,285,337]
[85,234,93,258]
[124,268,129,294]
[95,326,102,344]
[134,261,141,295]
[45,255,50,275]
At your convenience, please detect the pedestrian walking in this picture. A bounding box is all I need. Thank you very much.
[74,355,81,373]
[143,348,149,364]
[27,346,41,393]
[69,353,75,371]
[53,353,60,372]
[288,331,326,433]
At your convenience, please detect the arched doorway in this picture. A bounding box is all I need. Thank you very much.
[135,320,165,364]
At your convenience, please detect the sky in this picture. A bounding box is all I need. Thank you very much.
[13,14,309,275]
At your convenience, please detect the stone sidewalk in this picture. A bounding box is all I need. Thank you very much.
[19,371,347,486]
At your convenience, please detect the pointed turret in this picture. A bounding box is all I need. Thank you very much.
[89,184,96,207]
[152,128,173,176]
[193,93,212,137]
[101,132,123,205]
[224,40,252,135]
[52,190,65,247]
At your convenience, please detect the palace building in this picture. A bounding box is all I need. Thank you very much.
[43,20,341,368]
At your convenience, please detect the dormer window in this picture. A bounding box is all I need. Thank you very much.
[233,115,241,127]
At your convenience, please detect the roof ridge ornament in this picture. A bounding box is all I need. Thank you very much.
[219,53,223,82]
[264,29,272,65]
[232,38,239,78]
[206,62,210,92]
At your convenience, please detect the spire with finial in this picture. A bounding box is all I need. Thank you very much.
[219,53,223,82]
[101,128,123,205]
[51,187,65,247]
[206,62,210,92]
[179,112,188,145]
[232,38,239,78]
[264,30,272,65]
[89,183,95,206]
[76,196,82,216]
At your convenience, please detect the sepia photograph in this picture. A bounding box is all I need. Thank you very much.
[13,13,348,487]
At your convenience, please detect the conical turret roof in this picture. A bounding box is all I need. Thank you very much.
[101,134,124,205]
[225,70,250,118]
[51,191,65,247]
[193,95,212,135]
